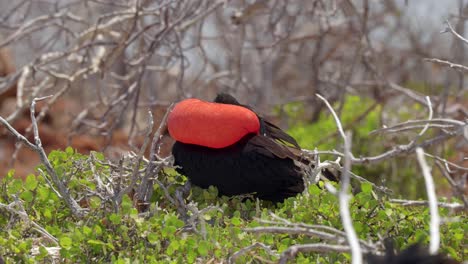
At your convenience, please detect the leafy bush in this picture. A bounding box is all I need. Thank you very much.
[286,95,453,198]
[0,148,465,263]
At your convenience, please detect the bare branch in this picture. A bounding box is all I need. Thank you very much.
[135,103,174,210]
[30,97,86,218]
[0,199,58,245]
[316,93,362,263]
[444,19,468,46]
[424,58,468,73]
[415,147,440,254]
[114,110,154,204]
[389,199,463,210]
[229,242,278,264]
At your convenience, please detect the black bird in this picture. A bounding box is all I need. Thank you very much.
[168,93,308,202]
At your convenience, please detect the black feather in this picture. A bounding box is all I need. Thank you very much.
[172,134,304,202]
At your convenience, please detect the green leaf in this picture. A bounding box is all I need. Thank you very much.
[361,182,372,193]
[129,208,138,216]
[166,240,179,256]
[453,232,463,241]
[87,239,106,245]
[197,240,209,256]
[385,208,393,217]
[187,249,197,263]
[89,197,101,209]
[60,236,73,250]
[82,226,92,236]
[87,239,106,253]
[38,245,49,258]
[37,186,50,201]
[65,146,74,155]
[10,179,23,194]
[114,259,126,264]
[20,190,34,202]
[445,247,458,259]
[4,169,15,180]
[166,214,184,228]
[308,184,321,196]
[18,241,31,252]
[121,195,132,214]
[43,208,52,220]
[94,152,105,160]
[162,226,176,238]
[354,221,363,233]
[93,225,103,236]
[147,233,159,245]
[108,213,121,225]
[203,214,212,221]
[24,175,38,190]
[231,217,241,226]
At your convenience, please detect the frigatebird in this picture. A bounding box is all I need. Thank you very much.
[168,93,326,202]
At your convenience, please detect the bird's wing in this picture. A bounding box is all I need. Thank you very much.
[261,120,300,149]
[245,135,300,160]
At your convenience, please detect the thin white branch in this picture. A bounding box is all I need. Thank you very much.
[444,19,468,45]
[316,94,362,264]
[415,147,440,254]
[388,82,429,107]
[416,96,433,138]
[16,66,30,108]
[316,94,347,141]
[389,199,463,209]
[339,132,362,264]
[424,58,468,73]
[427,153,468,171]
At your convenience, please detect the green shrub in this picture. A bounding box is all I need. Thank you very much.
[286,95,453,198]
[0,149,465,262]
